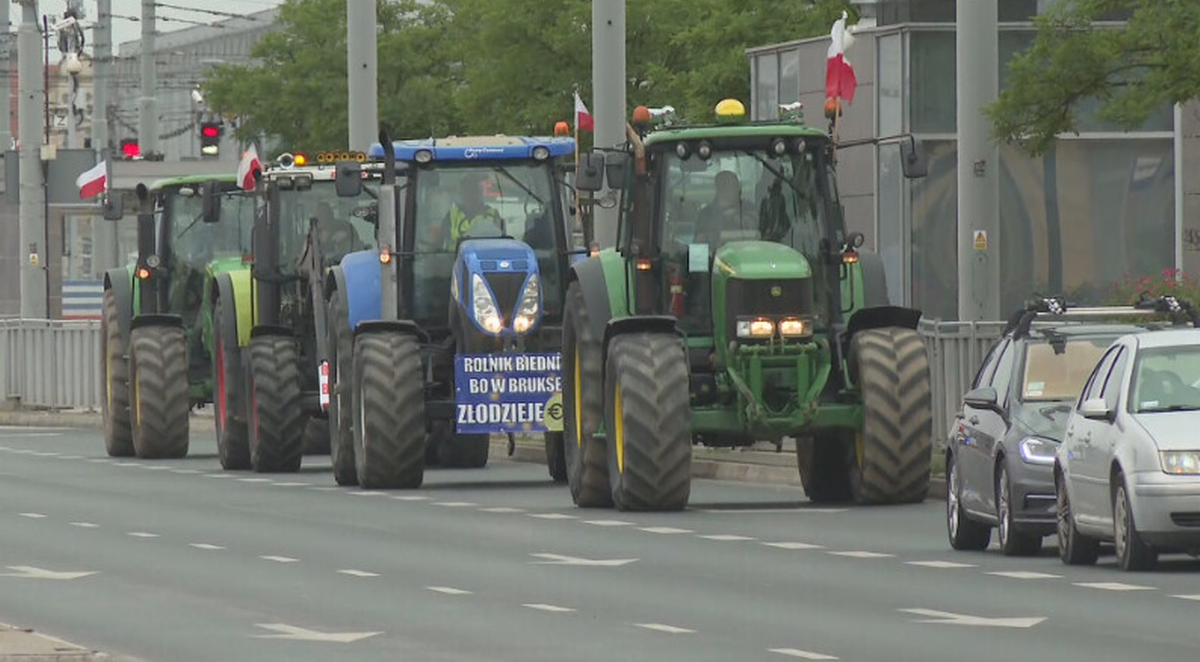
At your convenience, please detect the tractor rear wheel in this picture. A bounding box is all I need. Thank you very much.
[101,288,134,457]
[129,324,190,459]
[327,290,358,486]
[603,332,692,512]
[545,431,567,483]
[795,432,853,503]
[245,336,304,473]
[849,327,933,504]
[439,433,489,468]
[213,301,249,470]
[352,331,425,489]
[562,282,611,507]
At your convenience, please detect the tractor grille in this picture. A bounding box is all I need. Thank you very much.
[724,277,812,340]
[483,272,527,316]
[480,259,529,272]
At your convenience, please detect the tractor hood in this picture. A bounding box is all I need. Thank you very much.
[713,241,812,280]
[458,238,536,265]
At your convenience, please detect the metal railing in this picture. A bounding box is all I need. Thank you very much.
[0,319,102,409]
[918,318,1006,450]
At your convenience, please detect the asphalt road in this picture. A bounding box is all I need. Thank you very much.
[3,426,1200,662]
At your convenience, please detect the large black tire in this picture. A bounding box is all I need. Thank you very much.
[303,418,331,455]
[947,453,991,551]
[438,433,489,468]
[849,327,932,504]
[352,331,425,489]
[603,332,692,512]
[795,432,853,503]
[128,324,190,459]
[1114,475,1157,571]
[245,336,304,473]
[562,281,611,507]
[545,431,568,483]
[327,290,358,486]
[213,301,249,470]
[1056,472,1099,566]
[101,288,134,457]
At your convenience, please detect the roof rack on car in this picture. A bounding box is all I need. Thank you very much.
[1003,294,1200,339]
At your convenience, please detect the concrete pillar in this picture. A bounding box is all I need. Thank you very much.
[591,0,625,250]
[346,0,378,152]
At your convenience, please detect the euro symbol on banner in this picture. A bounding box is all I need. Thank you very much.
[543,393,564,432]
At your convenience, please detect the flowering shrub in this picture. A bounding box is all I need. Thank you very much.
[1105,269,1200,307]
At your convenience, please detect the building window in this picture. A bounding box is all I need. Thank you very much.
[779,49,800,109]
[878,33,902,136]
[755,53,778,121]
[909,31,955,134]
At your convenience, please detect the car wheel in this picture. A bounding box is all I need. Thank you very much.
[1056,472,1099,565]
[1114,477,1157,571]
[997,461,1042,556]
[947,454,991,551]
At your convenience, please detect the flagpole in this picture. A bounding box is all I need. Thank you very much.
[573,87,583,250]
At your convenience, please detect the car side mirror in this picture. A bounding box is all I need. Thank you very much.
[963,386,999,410]
[102,191,124,221]
[1079,398,1113,422]
[604,151,630,189]
[901,138,928,179]
[575,151,605,192]
[200,180,222,224]
[335,160,363,197]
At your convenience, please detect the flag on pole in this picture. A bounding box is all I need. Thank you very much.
[825,11,858,104]
[236,144,261,191]
[76,160,107,199]
[574,91,594,133]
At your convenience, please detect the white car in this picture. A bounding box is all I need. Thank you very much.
[1055,329,1200,570]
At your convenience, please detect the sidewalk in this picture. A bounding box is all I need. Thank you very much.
[0,622,107,661]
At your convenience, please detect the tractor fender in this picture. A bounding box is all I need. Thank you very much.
[212,271,256,348]
[103,267,135,346]
[339,249,382,333]
[568,256,614,346]
[845,306,922,338]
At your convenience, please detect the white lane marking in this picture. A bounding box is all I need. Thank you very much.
[899,608,1046,628]
[59,455,83,460]
[698,534,756,541]
[350,491,388,497]
[987,571,1060,580]
[190,543,225,550]
[827,551,894,559]
[523,603,575,613]
[87,458,108,463]
[434,501,478,507]
[260,555,299,563]
[142,465,170,471]
[309,486,341,491]
[530,553,638,567]
[1173,594,1200,601]
[634,623,694,634]
[127,532,159,538]
[528,513,577,520]
[762,542,823,550]
[253,623,381,643]
[238,478,272,483]
[0,426,69,431]
[115,462,144,467]
[204,473,233,478]
[1073,582,1155,591]
[270,482,308,487]
[584,519,633,527]
[170,469,201,475]
[770,648,839,660]
[30,451,60,456]
[337,569,380,578]
[907,560,977,569]
[426,586,471,595]
[70,522,99,528]
[391,495,429,501]
[639,526,693,534]
[18,513,47,519]
[480,506,526,513]
[1,565,97,580]
[694,508,847,514]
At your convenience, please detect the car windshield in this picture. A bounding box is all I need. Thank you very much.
[1131,346,1200,413]
[658,147,827,257]
[276,179,379,270]
[1021,336,1115,402]
[166,186,255,268]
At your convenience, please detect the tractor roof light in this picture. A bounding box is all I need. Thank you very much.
[293,153,308,166]
[715,98,746,123]
[675,142,691,160]
[554,121,570,137]
[770,137,788,157]
[414,149,434,164]
[696,141,713,161]
[631,105,652,128]
[532,146,551,161]
[277,152,296,168]
[144,254,161,269]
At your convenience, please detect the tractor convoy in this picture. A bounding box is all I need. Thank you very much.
[99,98,935,511]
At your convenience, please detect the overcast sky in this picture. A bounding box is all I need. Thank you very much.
[7,0,286,52]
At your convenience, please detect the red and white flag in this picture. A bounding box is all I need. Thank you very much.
[825,11,858,104]
[236,144,261,191]
[574,91,594,133]
[76,160,107,199]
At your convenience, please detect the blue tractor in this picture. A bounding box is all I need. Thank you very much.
[324,134,578,488]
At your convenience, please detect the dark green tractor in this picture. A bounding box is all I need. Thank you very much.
[564,99,931,511]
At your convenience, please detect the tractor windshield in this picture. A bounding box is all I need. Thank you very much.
[658,148,827,257]
[275,179,379,272]
[164,186,255,269]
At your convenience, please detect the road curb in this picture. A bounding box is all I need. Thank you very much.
[0,622,108,661]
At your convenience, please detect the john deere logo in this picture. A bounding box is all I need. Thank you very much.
[770,286,783,297]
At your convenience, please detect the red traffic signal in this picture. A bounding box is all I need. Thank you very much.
[120,138,140,158]
[201,125,220,138]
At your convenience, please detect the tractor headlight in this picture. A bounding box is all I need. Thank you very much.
[471,273,503,335]
[736,318,774,339]
[1160,451,1200,475]
[778,317,811,338]
[513,274,540,334]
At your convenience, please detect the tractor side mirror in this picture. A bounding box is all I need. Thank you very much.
[604,152,630,189]
[102,191,124,221]
[575,152,606,192]
[901,138,928,179]
[335,160,363,197]
[200,180,222,224]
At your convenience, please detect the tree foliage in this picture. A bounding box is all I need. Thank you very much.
[987,0,1200,156]
[203,0,851,153]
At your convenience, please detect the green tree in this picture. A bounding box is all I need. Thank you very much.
[988,0,1200,156]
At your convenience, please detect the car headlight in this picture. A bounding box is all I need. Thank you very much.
[512,274,540,334]
[1019,437,1057,466]
[1160,451,1200,475]
[471,273,502,334]
[736,318,774,339]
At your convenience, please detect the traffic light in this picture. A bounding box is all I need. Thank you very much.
[199,121,222,157]
[120,138,140,159]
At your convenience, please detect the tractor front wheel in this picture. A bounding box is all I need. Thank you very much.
[213,301,249,470]
[795,432,853,503]
[245,336,304,473]
[101,288,134,457]
[352,331,425,489]
[327,290,358,486]
[562,282,611,507]
[545,432,567,483]
[128,324,190,459]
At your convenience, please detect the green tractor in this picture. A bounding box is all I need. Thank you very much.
[564,99,931,511]
[100,175,255,459]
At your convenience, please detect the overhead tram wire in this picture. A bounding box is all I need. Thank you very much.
[153,3,259,21]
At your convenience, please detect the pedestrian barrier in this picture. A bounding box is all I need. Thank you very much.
[917,318,1006,450]
[0,319,102,410]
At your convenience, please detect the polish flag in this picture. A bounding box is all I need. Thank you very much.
[825,11,858,104]
[574,91,594,133]
[76,160,107,199]
[237,144,261,191]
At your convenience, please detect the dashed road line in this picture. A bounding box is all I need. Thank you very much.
[338,569,380,578]
[115,462,144,467]
[639,526,693,534]
[987,571,1060,580]
[523,603,575,613]
[480,507,525,513]
[1073,582,1155,591]
[906,560,977,569]
[189,543,224,550]
[127,532,159,538]
[70,522,99,528]
[827,551,894,559]
[435,501,478,507]
[238,478,272,483]
[60,455,84,460]
[170,469,201,475]
[635,623,694,634]
[391,495,429,501]
[87,458,108,463]
[584,519,633,527]
[260,555,299,563]
[350,491,388,497]
[18,513,47,519]
[426,586,472,595]
[309,486,341,491]
[698,534,756,541]
[271,482,308,487]
[142,465,170,471]
[528,513,577,520]
[770,648,839,660]
[762,542,823,550]
[204,473,233,479]
[1173,594,1200,601]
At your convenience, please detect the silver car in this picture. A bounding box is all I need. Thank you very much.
[1055,329,1200,570]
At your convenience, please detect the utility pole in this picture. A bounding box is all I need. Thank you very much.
[17,0,47,318]
[138,0,158,157]
[346,0,378,153]
[0,2,12,151]
[591,0,625,250]
[955,0,1000,321]
[94,0,117,269]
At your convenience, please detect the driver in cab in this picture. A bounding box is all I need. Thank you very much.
[695,170,755,249]
[440,173,505,246]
